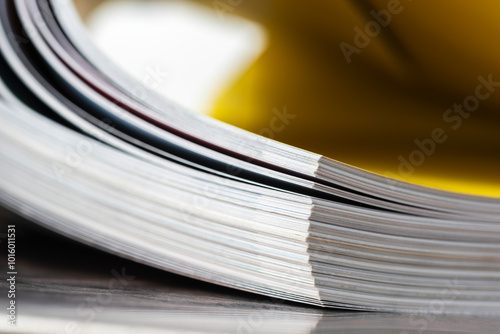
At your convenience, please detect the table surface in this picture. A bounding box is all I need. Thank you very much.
[0,207,499,333]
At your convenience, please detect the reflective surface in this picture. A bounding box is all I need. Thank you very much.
[1,208,499,333]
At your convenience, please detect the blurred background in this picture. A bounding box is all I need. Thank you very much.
[74,0,500,197]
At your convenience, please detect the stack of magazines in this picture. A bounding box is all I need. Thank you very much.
[0,0,499,314]
[3,220,499,334]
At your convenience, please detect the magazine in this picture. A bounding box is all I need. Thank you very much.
[0,0,499,315]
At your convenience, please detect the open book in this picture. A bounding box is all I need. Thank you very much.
[0,0,499,315]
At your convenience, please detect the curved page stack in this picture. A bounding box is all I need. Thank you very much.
[0,0,499,313]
